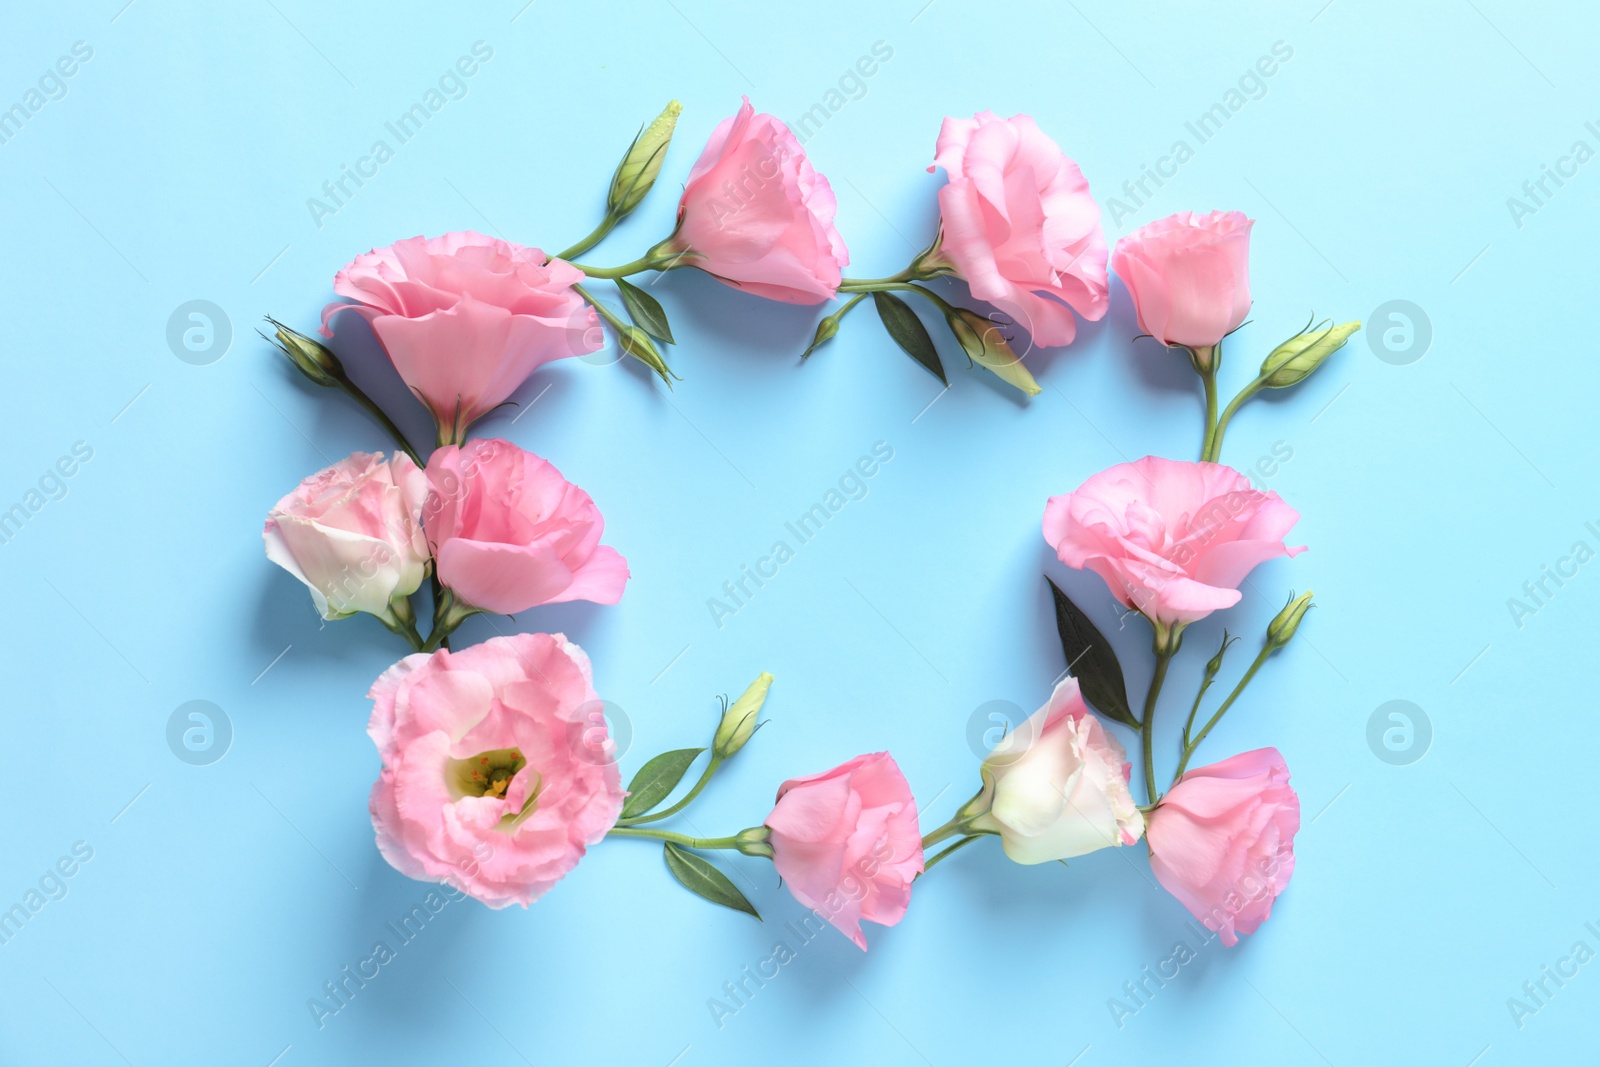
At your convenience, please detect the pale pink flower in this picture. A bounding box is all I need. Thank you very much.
[367,633,625,908]
[662,97,849,303]
[968,677,1144,863]
[1044,456,1304,627]
[263,451,429,624]
[322,232,600,441]
[765,752,923,950]
[1147,748,1300,946]
[423,439,628,616]
[928,111,1108,346]
[1111,210,1254,349]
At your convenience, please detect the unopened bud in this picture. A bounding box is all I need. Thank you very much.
[1266,591,1314,649]
[608,101,682,218]
[947,307,1040,397]
[713,672,773,760]
[615,324,677,386]
[1261,320,1359,389]
[801,313,841,359]
[265,317,344,388]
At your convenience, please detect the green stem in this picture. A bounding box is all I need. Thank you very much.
[1205,375,1267,463]
[1175,642,1273,780]
[1140,647,1174,806]
[335,374,424,468]
[838,280,958,316]
[606,827,742,850]
[567,252,673,279]
[378,613,425,652]
[1199,366,1219,461]
[921,834,983,874]
[555,214,621,262]
[839,269,916,289]
[616,756,722,825]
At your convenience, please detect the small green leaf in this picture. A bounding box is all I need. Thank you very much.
[621,748,704,819]
[663,843,760,920]
[872,290,946,385]
[1046,576,1137,729]
[616,277,675,345]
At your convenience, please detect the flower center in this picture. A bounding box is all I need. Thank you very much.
[447,747,527,801]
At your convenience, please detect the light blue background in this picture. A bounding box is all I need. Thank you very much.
[2,1,1595,1063]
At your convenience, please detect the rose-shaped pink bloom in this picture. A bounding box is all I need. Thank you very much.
[1147,748,1300,946]
[1111,210,1254,349]
[662,97,849,304]
[1044,456,1304,627]
[928,111,1108,347]
[321,232,600,440]
[422,438,628,616]
[969,677,1144,863]
[367,632,625,908]
[263,451,429,624]
[765,752,923,950]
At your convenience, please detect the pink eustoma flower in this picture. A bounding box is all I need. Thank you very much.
[1146,748,1300,946]
[367,633,626,908]
[322,231,601,442]
[423,438,628,616]
[1111,210,1254,350]
[661,97,849,303]
[263,451,429,625]
[765,752,923,950]
[927,111,1108,347]
[1044,456,1304,627]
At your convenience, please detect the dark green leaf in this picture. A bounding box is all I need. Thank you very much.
[620,748,704,819]
[872,291,946,385]
[663,842,760,919]
[616,277,675,345]
[1046,576,1136,728]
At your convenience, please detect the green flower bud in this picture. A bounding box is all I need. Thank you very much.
[608,101,682,218]
[801,313,841,359]
[265,317,344,388]
[713,672,773,760]
[947,307,1041,397]
[615,323,676,385]
[1205,631,1234,679]
[1266,590,1314,649]
[1260,320,1359,389]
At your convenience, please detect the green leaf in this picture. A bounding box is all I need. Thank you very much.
[872,291,946,385]
[663,843,760,920]
[616,277,675,345]
[621,747,704,819]
[1046,576,1137,729]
